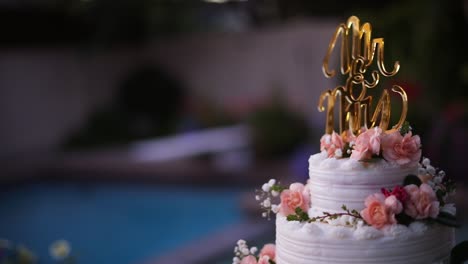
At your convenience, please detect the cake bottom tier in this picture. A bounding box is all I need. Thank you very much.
[275,216,454,264]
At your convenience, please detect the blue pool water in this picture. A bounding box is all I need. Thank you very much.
[0,183,244,264]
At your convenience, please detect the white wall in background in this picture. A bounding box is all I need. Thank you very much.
[0,18,338,158]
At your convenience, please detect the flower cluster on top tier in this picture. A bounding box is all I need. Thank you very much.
[320,123,422,165]
[232,240,276,264]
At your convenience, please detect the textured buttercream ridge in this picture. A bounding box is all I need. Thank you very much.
[276,215,446,241]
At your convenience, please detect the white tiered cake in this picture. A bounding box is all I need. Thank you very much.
[275,153,454,264]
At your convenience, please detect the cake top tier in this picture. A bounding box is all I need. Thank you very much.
[318,16,407,136]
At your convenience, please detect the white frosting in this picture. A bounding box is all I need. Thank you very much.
[308,152,418,213]
[276,215,454,264]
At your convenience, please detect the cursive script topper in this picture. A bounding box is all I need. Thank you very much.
[318,16,408,136]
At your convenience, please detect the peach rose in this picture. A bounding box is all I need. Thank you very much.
[381,131,421,165]
[351,127,382,160]
[404,184,440,219]
[259,244,275,261]
[360,193,399,229]
[279,183,310,216]
[320,131,344,158]
[240,255,257,264]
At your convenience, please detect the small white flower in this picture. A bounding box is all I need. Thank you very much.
[262,212,268,218]
[324,135,331,144]
[263,198,271,208]
[237,239,246,246]
[255,195,261,201]
[346,149,352,154]
[426,165,436,176]
[262,183,271,192]
[438,170,446,178]
[418,168,427,175]
[422,157,430,166]
[349,141,355,147]
[233,257,241,264]
[241,247,250,255]
[234,246,238,253]
[250,247,258,254]
[271,204,279,213]
[334,149,343,158]
[271,190,279,197]
[268,179,276,186]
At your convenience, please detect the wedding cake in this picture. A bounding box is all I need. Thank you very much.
[232,16,459,264]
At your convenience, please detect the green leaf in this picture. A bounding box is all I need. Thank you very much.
[287,215,299,221]
[341,205,347,210]
[399,121,412,135]
[395,213,414,226]
[403,174,422,187]
[450,241,468,264]
[295,207,303,215]
[436,212,460,228]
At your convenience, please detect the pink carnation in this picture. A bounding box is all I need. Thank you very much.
[279,183,310,216]
[381,185,408,202]
[259,244,275,261]
[360,193,401,229]
[381,131,421,165]
[404,184,440,219]
[240,255,257,264]
[351,127,382,161]
[320,131,344,158]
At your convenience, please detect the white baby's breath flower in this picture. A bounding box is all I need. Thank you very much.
[426,165,436,176]
[271,204,279,213]
[241,247,250,255]
[262,183,271,192]
[271,190,279,197]
[268,179,276,186]
[237,239,246,246]
[422,157,430,166]
[334,149,343,158]
[250,247,258,254]
[233,256,241,264]
[49,240,71,260]
[418,167,427,175]
[262,212,268,218]
[263,198,271,207]
[255,195,261,201]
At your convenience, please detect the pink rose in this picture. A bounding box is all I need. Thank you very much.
[404,184,440,219]
[279,183,310,216]
[381,131,422,165]
[320,132,344,158]
[381,185,408,202]
[259,244,276,261]
[351,127,382,161]
[240,255,257,264]
[384,195,403,214]
[257,256,271,264]
[360,193,399,229]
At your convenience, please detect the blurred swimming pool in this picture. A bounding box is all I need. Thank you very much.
[0,183,245,264]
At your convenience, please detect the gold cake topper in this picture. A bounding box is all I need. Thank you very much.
[318,16,408,135]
